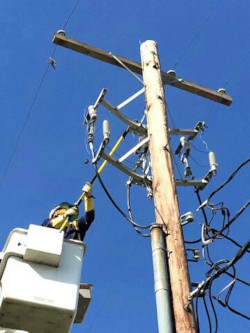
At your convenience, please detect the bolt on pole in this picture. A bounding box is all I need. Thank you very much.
[140,40,196,333]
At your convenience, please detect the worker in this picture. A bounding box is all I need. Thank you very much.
[42,182,94,241]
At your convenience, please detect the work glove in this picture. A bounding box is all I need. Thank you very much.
[65,206,79,218]
[82,182,92,198]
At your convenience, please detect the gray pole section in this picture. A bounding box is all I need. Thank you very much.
[151,225,175,333]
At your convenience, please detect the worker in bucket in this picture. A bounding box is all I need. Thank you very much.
[42,182,94,241]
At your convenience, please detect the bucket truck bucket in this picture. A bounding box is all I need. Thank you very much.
[0,225,90,333]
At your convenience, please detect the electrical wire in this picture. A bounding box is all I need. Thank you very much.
[173,0,221,69]
[171,150,184,180]
[213,264,250,320]
[210,201,249,237]
[194,295,200,333]
[207,157,250,201]
[185,238,201,244]
[193,240,250,330]
[223,49,250,88]
[207,241,249,281]
[0,63,50,186]
[189,141,208,154]
[62,0,82,30]
[126,182,150,237]
[202,295,212,333]
[93,163,152,231]
[189,154,207,168]
[208,281,219,333]
[165,99,176,129]
[209,228,250,252]
[0,0,84,186]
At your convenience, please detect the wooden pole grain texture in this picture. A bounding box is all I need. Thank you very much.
[140,40,196,333]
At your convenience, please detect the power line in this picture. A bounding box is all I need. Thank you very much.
[93,163,152,232]
[62,0,82,30]
[173,1,221,69]
[0,0,83,186]
[207,157,250,201]
[0,64,50,186]
[223,49,250,88]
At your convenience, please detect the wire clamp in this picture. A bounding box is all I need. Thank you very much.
[186,248,200,262]
[48,57,56,69]
[188,281,207,301]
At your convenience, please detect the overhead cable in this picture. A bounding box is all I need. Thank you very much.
[0,64,51,186]
[207,157,250,201]
[93,164,152,231]
[173,1,221,69]
[0,0,83,186]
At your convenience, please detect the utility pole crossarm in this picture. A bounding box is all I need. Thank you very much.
[53,33,232,106]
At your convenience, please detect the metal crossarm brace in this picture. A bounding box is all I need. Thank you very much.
[175,121,206,155]
[175,179,208,187]
[93,88,107,109]
[118,136,149,163]
[101,151,152,187]
[52,33,233,106]
[169,129,200,136]
[101,99,147,135]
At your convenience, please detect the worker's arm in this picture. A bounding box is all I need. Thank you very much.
[82,182,95,212]
[78,209,95,240]
[42,215,69,229]
[77,182,95,240]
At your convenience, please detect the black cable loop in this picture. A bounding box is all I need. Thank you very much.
[210,201,249,238]
[126,180,150,237]
[214,265,250,320]
[93,164,152,231]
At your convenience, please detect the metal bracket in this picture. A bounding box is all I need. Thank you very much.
[201,224,213,246]
[186,248,200,262]
[188,281,207,300]
[175,170,216,190]
[116,88,145,109]
[175,179,208,187]
[118,136,149,163]
[101,151,152,187]
[92,139,107,164]
[101,98,147,135]
[93,88,108,109]
[174,121,206,155]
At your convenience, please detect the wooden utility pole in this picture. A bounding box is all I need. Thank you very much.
[53,32,232,333]
[140,41,196,332]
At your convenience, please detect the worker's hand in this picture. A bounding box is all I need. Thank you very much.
[65,206,78,218]
[82,182,92,197]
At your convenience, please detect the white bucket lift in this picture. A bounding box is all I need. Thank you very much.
[0,225,92,333]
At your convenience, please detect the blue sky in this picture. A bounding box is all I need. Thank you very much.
[0,1,249,332]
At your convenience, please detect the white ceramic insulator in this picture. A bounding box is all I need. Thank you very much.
[103,120,110,143]
[180,136,191,150]
[88,105,97,121]
[209,151,217,173]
